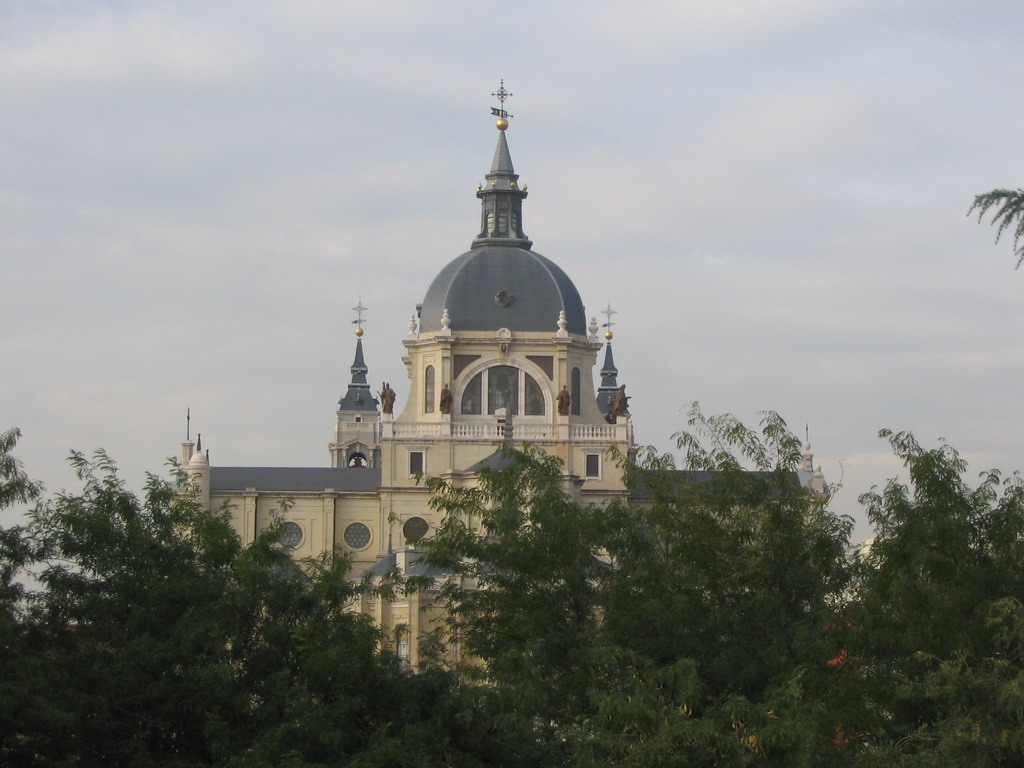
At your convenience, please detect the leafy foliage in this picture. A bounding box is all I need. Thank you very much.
[969,188,1024,268]
[3,416,1024,765]
[0,441,511,767]
[418,405,855,766]
[849,430,1024,766]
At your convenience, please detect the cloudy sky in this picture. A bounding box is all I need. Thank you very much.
[3,0,1022,539]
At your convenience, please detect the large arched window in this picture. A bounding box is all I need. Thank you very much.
[487,365,518,415]
[460,365,546,416]
[424,365,435,414]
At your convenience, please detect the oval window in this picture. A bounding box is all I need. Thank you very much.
[403,516,429,544]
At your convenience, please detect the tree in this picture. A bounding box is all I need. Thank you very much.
[848,429,1024,766]
[969,189,1024,268]
[587,407,854,766]
[0,440,514,767]
[0,428,46,767]
[416,406,856,766]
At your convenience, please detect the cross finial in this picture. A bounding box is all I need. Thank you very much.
[352,298,368,337]
[490,79,514,121]
[601,301,617,341]
[601,301,617,330]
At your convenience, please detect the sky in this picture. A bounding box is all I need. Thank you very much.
[2,0,1023,541]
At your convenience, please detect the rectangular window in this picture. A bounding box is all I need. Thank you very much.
[409,451,424,476]
[585,453,601,479]
[453,354,481,380]
[424,366,435,414]
[571,368,581,416]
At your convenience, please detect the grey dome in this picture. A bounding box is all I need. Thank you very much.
[419,245,587,335]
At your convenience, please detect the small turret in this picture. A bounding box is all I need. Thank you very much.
[595,304,628,420]
[188,433,211,509]
[330,304,382,468]
[472,82,532,249]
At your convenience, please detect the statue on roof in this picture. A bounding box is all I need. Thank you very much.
[605,384,630,423]
[379,382,396,415]
[557,384,571,416]
[439,384,453,415]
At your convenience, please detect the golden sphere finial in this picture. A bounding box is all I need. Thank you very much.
[496,117,508,131]
[355,326,364,338]
[604,330,613,341]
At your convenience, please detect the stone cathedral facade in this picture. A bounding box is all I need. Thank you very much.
[180,117,642,665]
[180,114,827,665]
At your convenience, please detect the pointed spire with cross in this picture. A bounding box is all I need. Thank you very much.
[339,299,376,412]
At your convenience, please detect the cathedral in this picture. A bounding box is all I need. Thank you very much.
[180,100,825,665]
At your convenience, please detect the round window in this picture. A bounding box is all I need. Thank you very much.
[344,522,372,549]
[278,521,303,549]
[403,516,429,544]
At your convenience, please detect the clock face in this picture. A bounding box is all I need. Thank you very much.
[278,521,304,549]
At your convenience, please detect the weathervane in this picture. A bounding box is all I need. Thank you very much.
[352,298,368,337]
[490,79,514,123]
[601,301,617,341]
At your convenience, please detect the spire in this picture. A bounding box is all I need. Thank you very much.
[596,302,627,418]
[338,302,378,412]
[473,81,532,249]
[338,337,377,412]
[596,343,624,417]
[490,131,515,175]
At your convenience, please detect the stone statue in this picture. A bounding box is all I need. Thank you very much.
[439,383,453,414]
[379,382,396,415]
[605,384,630,423]
[557,384,571,416]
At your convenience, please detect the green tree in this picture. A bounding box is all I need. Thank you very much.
[0,440,512,767]
[849,429,1024,766]
[417,407,855,766]
[969,189,1024,268]
[0,428,47,767]
[585,408,854,766]
[414,445,605,766]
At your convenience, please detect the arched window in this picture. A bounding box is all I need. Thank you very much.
[486,211,495,235]
[571,368,581,415]
[459,366,546,416]
[424,365,435,414]
[497,211,508,236]
[525,374,544,415]
[347,452,367,468]
[488,365,518,415]
[461,373,482,414]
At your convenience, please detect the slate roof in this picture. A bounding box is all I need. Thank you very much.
[419,245,587,335]
[464,450,516,472]
[210,466,382,493]
[360,552,450,579]
[418,128,587,336]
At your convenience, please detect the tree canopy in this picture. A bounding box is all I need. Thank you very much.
[2,414,1024,766]
[970,188,1024,268]
[0,437,520,767]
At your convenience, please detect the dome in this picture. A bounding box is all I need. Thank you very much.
[419,245,587,334]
